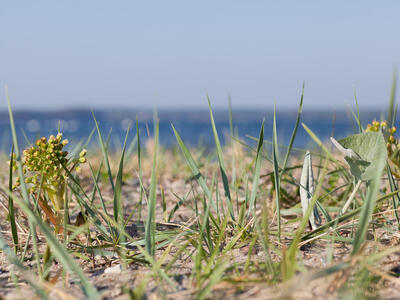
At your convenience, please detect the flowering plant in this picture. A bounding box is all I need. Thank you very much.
[12,133,87,232]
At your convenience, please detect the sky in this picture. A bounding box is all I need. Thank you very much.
[0,1,399,110]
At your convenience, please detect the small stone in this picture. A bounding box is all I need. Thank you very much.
[104,264,122,274]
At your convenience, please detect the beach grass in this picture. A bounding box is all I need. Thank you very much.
[1,80,400,299]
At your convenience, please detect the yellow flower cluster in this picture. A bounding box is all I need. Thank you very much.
[12,133,87,211]
[365,120,397,149]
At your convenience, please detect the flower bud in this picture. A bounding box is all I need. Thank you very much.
[373,120,380,127]
[79,149,87,157]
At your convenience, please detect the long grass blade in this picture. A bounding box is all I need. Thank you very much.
[353,87,363,133]
[272,106,281,241]
[207,97,235,220]
[301,122,335,161]
[388,69,397,127]
[280,82,304,173]
[136,118,144,220]
[228,95,236,187]
[352,156,385,255]
[246,121,264,218]
[172,125,216,212]
[387,165,400,230]
[114,128,130,226]
[8,146,18,253]
[92,111,115,193]
[145,120,159,256]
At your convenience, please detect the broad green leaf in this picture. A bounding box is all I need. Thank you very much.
[335,132,387,181]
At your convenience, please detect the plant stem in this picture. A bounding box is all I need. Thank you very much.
[342,180,362,213]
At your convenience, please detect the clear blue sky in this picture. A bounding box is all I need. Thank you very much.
[0,1,399,110]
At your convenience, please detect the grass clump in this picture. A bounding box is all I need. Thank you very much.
[1,80,400,299]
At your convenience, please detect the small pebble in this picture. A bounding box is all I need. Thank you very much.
[104,264,122,274]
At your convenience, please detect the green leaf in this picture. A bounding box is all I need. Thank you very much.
[8,146,18,253]
[145,120,159,257]
[388,69,397,128]
[207,97,235,221]
[114,128,129,226]
[246,121,264,218]
[272,107,281,240]
[336,132,387,181]
[352,150,386,254]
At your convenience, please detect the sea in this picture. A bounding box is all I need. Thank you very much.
[0,109,391,153]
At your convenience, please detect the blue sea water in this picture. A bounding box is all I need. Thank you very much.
[0,109,390,153]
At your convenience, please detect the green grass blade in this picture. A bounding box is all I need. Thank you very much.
[280,82,304,173]
[89,160,103,205]
[0,232,49,299]
[387,165,400,230]
[168,190,191,222]
[352,156,385,254]
[145,120,159,257]
[301,122,336,161]
[20,127,32,146]
[353,87,363,133]
[124,134,138,165]
[272,106,281,241]
[68,183,111,239]
[83,126,97,149]
[196,260,228,300]
[246,121,264,218]
[5,86,31,205]
[228,95,236,187]
[92,111,115,193]
[114,128,130,226]
[136,118,144,220]
[8,146,18,253]
[388,69,397,127]
[207,97,235,220]
[172,125,216,212]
